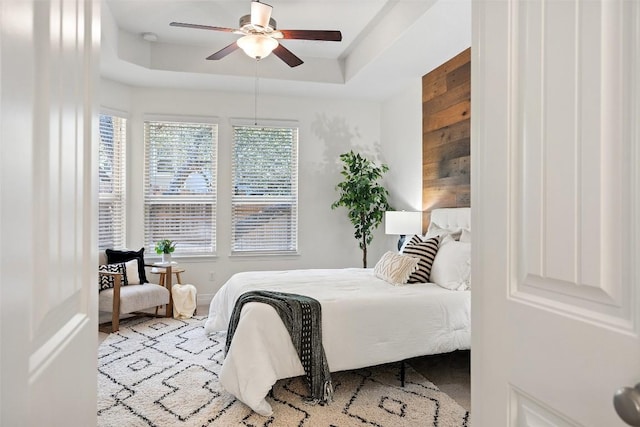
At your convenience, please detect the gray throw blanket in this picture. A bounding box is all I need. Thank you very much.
[225,290,333,405]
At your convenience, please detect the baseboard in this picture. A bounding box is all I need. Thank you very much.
[197,293,214,308]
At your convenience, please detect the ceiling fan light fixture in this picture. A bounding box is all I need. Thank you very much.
[170,0,341,67]
[237,34,278,59]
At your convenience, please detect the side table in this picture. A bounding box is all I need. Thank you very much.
[151,263,185,287]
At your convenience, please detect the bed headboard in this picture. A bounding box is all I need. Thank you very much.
[428,207,471,232]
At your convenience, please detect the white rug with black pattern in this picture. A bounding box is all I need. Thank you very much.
[98,316,470,427]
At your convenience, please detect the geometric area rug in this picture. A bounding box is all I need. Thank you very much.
[98,316,471,427]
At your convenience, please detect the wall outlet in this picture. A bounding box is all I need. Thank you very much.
[209,272,215,282]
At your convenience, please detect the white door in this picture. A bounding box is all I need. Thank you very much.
[0,0,99,425]
[471,0,640,426]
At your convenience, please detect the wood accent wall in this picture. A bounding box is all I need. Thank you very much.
[422,48,471,225]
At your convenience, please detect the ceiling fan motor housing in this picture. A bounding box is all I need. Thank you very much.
[240,14,277,32]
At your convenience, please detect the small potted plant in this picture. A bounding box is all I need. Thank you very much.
[155,239,176,264]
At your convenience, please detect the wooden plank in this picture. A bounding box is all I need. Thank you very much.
[423,161,440,181]
[440,157,469,180]
[423,82,471,115]
[456,189,471,207]
[423,156,470,184]
[423,120,471,148]
[424,175,469,188]
[445,61,471,91]
[421,211,431,234]
[423,101,470,132]
[422,48,471,87]
[426,158,457,180]
[422,187,457,211]
[422,186,471,212]
[423,137,471,164]
[458,155,471,180]
[422,74,448,103]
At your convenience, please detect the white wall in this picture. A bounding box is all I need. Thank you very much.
[380,78,423,212]
[100,78,396,303]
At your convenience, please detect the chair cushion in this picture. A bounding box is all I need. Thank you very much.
[99,283,169,314]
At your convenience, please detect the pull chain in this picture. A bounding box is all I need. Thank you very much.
[254,59,259,126]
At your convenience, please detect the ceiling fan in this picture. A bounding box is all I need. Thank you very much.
[170,1,342,68]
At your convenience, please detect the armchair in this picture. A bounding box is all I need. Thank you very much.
[98,251,173,333]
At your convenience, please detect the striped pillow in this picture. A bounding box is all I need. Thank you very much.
[402,236,440,283]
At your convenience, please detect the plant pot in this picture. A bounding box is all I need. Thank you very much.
[161,253,172,264]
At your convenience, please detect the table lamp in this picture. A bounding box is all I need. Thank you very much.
[385,211,423,251]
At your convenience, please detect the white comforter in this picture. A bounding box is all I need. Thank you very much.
[204,268,470,416]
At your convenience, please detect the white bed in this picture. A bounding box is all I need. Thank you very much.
[204,207,471,416]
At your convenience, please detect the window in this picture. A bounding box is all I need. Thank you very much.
[144,118,218,256]
[231,123,298,254]
[98,113,126,250]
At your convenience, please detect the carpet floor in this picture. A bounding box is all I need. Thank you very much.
[98,316,471,426]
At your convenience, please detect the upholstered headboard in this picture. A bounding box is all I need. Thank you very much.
[428,207,471,232]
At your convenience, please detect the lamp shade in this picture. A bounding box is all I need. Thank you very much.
[237,34,278,59]
[385,211,422,235]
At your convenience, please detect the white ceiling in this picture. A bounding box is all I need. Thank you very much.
[102,0,471,100]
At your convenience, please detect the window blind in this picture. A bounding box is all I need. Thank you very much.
[98,113,126,250]
[231,125,298,253]
[144,119,217,256]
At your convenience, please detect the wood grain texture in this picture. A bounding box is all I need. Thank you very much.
[424,120,470,148]
[423,101,470,132]
[422,48,471,220]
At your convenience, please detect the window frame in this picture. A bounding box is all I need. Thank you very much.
[230,118,299,256]
[143,114,219,258]
[98,109,127,251]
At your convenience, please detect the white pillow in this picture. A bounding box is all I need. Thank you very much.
[374,251,420,286]
[424,223,462,241]
[124,259,141,285]
[459,229,471,243]
[430,236,471,291]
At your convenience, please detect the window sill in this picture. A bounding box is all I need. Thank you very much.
[229,251,301,260]
[147,255,219,264]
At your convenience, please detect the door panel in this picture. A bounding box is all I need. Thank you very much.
[515,0,633,330]
[0,0,99,425]
[472,0,639,425]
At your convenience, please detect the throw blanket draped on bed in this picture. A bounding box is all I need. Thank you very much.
[225,290,333,405]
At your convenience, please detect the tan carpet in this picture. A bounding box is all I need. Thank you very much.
[98,316,470,426]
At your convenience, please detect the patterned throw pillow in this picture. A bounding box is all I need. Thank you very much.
[402,235,440,283]
[374,251,420,285]
[98,263,127,291]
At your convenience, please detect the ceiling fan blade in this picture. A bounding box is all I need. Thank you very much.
[279,30,342,42]
[170,22,236,33]
[250,1,272,28]
[206,42,240,60]
[272,44,303,67]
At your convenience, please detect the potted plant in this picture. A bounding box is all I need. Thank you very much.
[155,239,176,264]
[331,151,391,268]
